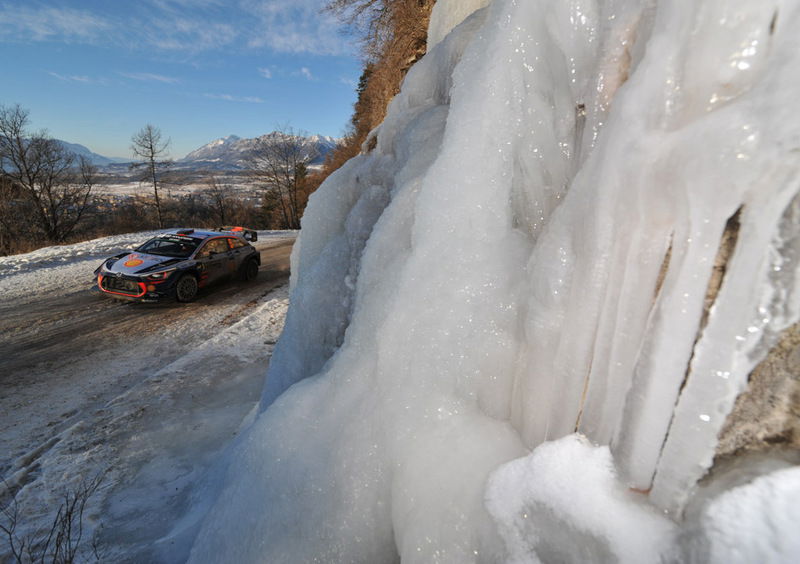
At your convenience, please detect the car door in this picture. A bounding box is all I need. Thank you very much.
[226,237,250,271]
[197,238,232,285]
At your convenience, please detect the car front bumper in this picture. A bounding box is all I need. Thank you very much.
[97,273,176,303]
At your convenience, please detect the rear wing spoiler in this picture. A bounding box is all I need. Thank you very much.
[217,226,258,242]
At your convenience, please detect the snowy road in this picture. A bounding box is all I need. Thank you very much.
[0,237,292,378]
[0,233,295,562]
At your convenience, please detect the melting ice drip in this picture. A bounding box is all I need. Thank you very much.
[188,0,800,562]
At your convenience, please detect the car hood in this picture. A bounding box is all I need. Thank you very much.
[105,252,184,276]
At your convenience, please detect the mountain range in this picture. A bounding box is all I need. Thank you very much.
[177,133,339,171]
[59,133,340,172]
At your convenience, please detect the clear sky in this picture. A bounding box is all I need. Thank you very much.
[0,0,362,159]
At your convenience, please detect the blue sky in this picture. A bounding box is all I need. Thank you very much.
[0,0,361,159]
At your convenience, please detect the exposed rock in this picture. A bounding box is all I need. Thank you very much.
[716,322,800,458]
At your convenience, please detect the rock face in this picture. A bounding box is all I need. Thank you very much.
[696,205,799,465]
[717,323,800,458]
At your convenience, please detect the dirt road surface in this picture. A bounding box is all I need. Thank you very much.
[0,236,294,519]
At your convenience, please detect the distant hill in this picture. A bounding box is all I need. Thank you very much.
[55,140,128,166]
[177,133,340,171]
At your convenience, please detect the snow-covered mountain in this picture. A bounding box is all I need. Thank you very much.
[177,133,339,170]
[179,134,244,163]
[54,133,339,172]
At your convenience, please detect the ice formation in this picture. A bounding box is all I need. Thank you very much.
[486,435,677,564]
[680,465,800,563]
[188,0,800,561]
[427,0,491,50]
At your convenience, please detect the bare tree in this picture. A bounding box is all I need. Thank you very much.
[246,127,319,229]
[130,124,172,229]
[326,0,433,60]
[0,175,23,254]
[0,104,96,244]
[326,0,391,59]
[315,0,433,190]
[203,175,231,225]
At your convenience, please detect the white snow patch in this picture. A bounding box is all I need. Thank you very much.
[486,434,676,564]
[1,287,289,562]
[687,466,800,563]
[0,231,161,278]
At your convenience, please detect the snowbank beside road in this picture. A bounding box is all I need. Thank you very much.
[0,230,295,303]
[0,231,163,279]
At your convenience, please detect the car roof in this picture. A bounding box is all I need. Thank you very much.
[162,228,245,241]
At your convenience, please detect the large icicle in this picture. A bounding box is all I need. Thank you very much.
[610,0,800,495]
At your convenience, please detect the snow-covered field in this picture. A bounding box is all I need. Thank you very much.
[0,232,294,562]
[95,181,259,199]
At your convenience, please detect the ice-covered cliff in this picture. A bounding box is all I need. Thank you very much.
[187,0,800,561]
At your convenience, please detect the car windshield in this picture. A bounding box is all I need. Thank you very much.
[136,236,200,258]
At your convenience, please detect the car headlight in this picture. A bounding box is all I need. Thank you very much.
[146,269,175,280]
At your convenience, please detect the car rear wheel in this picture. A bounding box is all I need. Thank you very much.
[175,274,198,302]
[242,258,259,282]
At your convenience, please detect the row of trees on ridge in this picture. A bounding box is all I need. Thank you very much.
[1,1,437,255]
[127,123,317,233]
[0,104,324,255]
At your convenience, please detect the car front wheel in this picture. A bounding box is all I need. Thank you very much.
[175,274,198,302]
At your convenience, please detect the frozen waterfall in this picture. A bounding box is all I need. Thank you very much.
[187,0,800,562]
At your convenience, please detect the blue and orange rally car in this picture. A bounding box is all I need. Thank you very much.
[95,227,261,302]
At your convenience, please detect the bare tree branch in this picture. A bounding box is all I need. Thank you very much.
[0,104,96,243]
[1,474,104,564]
[246,127,319,230]
[203,175,231,225]
[130,124,172,229]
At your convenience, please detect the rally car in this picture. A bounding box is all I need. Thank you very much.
[95,227,261,303]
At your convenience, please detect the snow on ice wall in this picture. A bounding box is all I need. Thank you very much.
[427,0,491,50]
[188,0,800,562]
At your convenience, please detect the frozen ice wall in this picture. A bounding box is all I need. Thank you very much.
[188,0,800,561]
[427,0,491,50]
